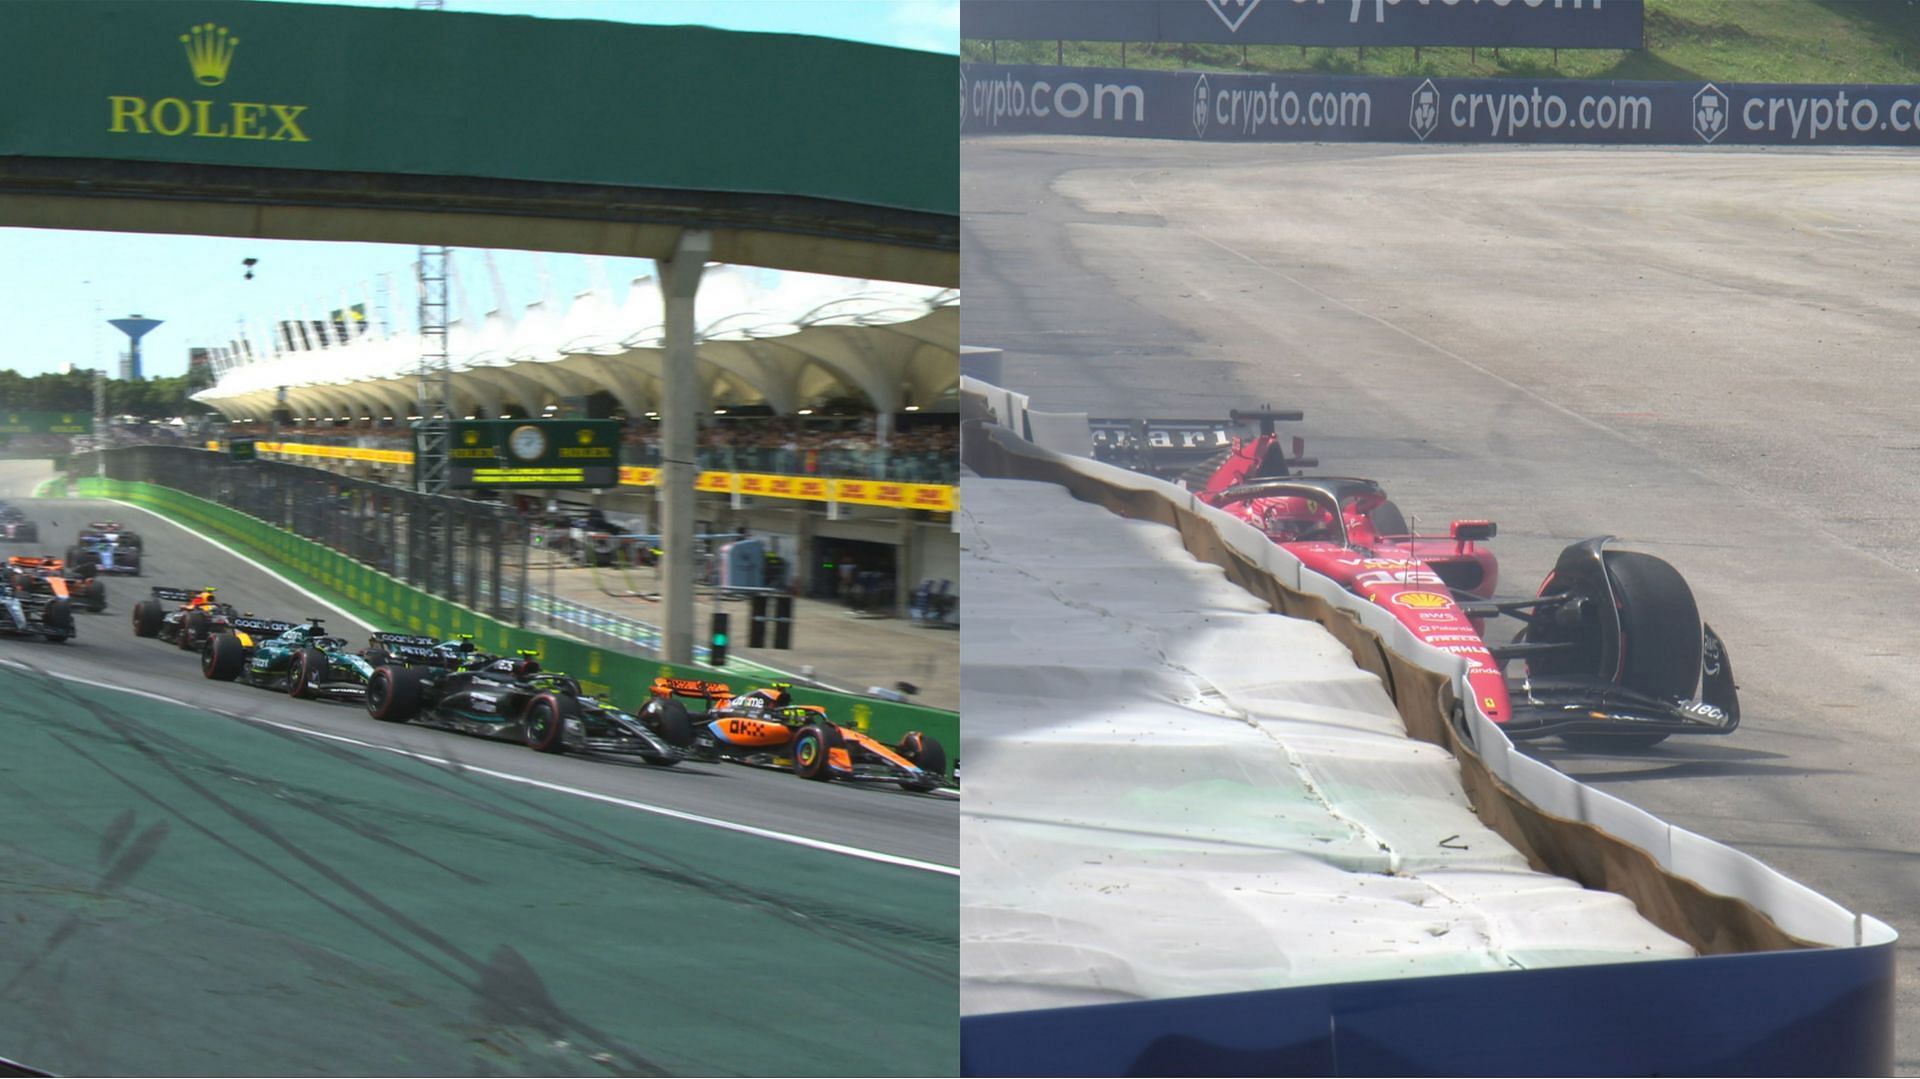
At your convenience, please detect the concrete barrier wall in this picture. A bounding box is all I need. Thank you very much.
[958,404,1896,1074]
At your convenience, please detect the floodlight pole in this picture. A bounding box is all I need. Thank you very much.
[659,229,710,666]
[416,246,451,494]
[92,366,105,477]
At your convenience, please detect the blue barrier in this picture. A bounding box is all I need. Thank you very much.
[962,63,1920,147]
[963,942,1895,1075]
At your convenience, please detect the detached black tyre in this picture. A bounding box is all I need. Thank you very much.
[1559,550,1700,751]
[203,633,245,681]
[84,580,106,612]
[366,666,422,721]
[132,599,163,638]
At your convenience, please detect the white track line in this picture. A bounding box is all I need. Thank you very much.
[86,496,380,634]
[1,661,958,877]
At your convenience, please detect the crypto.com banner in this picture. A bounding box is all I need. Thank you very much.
[961,64,1920,146]
[961,0,1643,49]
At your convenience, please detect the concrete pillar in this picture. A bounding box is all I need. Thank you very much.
[659,230,711,665]
[895,514,914,619]
[794,504,817,596]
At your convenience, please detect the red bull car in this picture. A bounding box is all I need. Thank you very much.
[641,677,950,791]
[132,586,238,651]
[1095,409,1739,750]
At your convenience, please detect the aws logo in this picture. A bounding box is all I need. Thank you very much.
[108,23,311,143]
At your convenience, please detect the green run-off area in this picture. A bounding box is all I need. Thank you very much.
[0,665,956,1076]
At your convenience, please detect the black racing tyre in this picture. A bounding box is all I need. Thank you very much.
[1368,499,1409,539]
[792,724,837,781]
[16,525,34,544]
[84,579,106,612]
[288,648,327,699]
[366,666,422,722]
[525,693,576,754]
[203,633,245,681]
[896,731,948,791]
[643,697,695,748]
[179,610,210,651]
[132,599,163,638]
[40,597,72,643]
[1554,551,1700,752]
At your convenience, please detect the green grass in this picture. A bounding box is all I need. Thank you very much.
[963,0,1920,84]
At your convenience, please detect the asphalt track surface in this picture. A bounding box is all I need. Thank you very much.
[0,461,956,1075]
[965,136,1920,1072]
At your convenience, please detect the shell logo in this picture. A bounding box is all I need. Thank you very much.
[1392,591,1452,610]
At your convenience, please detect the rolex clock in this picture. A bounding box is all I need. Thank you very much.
[507,424,548,463]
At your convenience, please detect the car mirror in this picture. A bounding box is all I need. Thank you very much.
[1450,520,1497,542]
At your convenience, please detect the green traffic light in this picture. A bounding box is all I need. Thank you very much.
[713,633,729,646]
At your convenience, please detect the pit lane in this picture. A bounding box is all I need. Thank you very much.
[966,136,1920,1071]
[0,460,955,870]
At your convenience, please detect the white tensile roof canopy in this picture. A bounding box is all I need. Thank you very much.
[193,264,959,422]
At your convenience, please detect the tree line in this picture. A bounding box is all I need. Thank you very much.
[0,368,215,420]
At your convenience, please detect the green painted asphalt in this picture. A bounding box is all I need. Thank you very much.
[0,665,956,1076]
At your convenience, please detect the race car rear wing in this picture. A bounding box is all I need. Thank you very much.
[650,675,735,704]
[1088,417,1234,477]
[1089,409,1316,481]
[370,633,467,666]
[150,586,201,602]
[371,632,441,648]
[229,616,297,635]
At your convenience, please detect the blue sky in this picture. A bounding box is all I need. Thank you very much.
[0,0,957,380]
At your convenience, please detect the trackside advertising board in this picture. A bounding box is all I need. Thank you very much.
[0,411,93,435]
[962,0,1644,49]
[0,0,955,217]
[962,63,1920,147]
[439,419,621,490]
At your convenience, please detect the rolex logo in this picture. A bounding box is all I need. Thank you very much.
[181,23,240,87]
